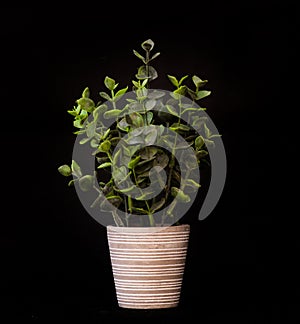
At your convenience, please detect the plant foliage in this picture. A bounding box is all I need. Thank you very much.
[58,39,220,227]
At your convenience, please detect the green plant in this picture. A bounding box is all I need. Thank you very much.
[58,39,220,227]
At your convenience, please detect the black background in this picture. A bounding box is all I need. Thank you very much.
[1,3,298,323]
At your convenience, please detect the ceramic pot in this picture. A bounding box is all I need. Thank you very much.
[107,224,190,309]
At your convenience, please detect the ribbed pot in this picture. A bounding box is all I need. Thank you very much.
[107,224,190,309]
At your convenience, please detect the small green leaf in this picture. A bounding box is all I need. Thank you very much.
[99,92,111,101]
[115,86,128,98]
[135,190,155,200]
[192,75,208,88]
[103,109,122,119]
[178,75,189,86]
[128,155,141,169]
[71,160,82,178]
[167,75,179,87]
[136,65,158,81]
[145,99,156,111]
[73,117,84,128]
[170,123,190,132]
[196,150,209,159]
[97,162,112,169]
[129,112,144,127]
[58,164,72,177]
[173,85,187,96]
[82,87,90,98]
[79,137,90,145]
[104,76,116,91]
[117,118,130,132]
[98,140,111,152]
[171,187,191,203]
[141,39,154,52]
[117,185,136,194]
[165,104,179,117]
[131,207,149,215]
[184,179,201,189]
[195,135,205,150]
[79,175,94,192]
[150,52,160,60]
[133,50,146,62]
[204,124,212,138]
[144,126,158,145]
[196,90,211,100]
[76,97,95,112]
[145,111,153,124]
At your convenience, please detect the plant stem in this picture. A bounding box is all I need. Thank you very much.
[164,96,182,204]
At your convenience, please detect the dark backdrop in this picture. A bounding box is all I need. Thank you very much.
[1,3,298,323]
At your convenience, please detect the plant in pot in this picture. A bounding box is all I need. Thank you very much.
[58,39,223,309]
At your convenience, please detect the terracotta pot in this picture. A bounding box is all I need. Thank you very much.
[107,224,190,309]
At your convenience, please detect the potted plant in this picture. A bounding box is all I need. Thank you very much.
[57,39,223,309]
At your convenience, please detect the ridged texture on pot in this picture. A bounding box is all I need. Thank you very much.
[107,224,190,309]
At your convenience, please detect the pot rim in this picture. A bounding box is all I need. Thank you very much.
[107,223,190,233]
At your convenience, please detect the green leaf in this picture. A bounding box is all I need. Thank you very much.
[98,140,111,152]
[192,75,208,88]
[99,92,111,101]
[67,109,77,117]
[76,97,95,112]
[97,162,112,169]
[196,150,209,159]
[58,164,72,177]
[196,90,211,100]
[106,195,123,208]
[167,75,179,87]
[144,126,158,145]
[145,99,156,111]
[135,190,155,200]
[129,112,144,127]
[117,185,136,194]
[71,160,82,178]
[133,50,145,62]
[79,137,90,145]
[150,52,160,60]
[128,155,141,169]
[145,111,153,124]
[86,120,96,138]
[173,85,187,96]
[181,107,206,115]
[82,87,90,98]
[195,135,205,150]
[115,86,128,98]
[171,187,191,203]
[136,65,158,81]
[165,104,179,117]
[117,118,130,132]
[104,76,116,91]
[131,207,149,215]
[204,123,212,138]
[79,175,94,192]
[103,109,122,119]
[178,75,189,86]
[184,179,201,189]
[141,39,154,52]
[170,123,190,132]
